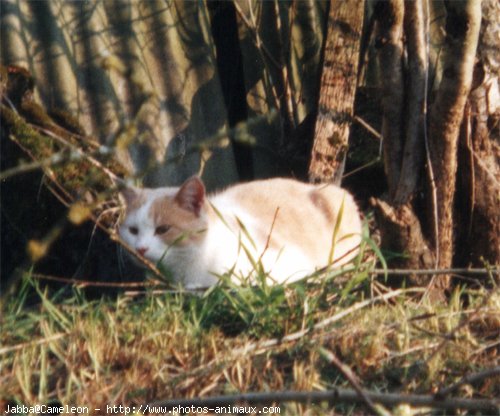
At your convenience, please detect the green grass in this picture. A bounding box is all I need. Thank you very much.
[1,260,499,415]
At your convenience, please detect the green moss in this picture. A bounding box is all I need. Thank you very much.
[48,108,86,137]
[2,101,126,203]
[2,105,55,159]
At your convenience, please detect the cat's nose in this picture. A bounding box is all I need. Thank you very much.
[137,247,148,256]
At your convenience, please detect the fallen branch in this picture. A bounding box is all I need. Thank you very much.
[237,288,423,354]
[319,348,383,415]
[30,273,158,288]
[371,267,499,276]
[147,387,499,413]
[436,366,500,399]
[470,340,500,357]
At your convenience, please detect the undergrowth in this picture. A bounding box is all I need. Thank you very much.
[1,265,499,415]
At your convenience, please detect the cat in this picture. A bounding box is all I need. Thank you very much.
[119,176,362,289]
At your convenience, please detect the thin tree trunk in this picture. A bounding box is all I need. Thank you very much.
[428,0,482,287]
[308,0,365,184]
[375,0,405,197]
[394,0,427,205]
[457,0,500,270]
[370,0,436,290]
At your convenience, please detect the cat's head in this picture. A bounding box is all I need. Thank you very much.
[119,176,208,263]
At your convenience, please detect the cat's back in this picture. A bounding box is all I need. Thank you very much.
[209,178,362,267]
[211,177,316,208]
[210,177,357,221]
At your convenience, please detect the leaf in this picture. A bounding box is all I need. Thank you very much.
[329,194,346,264]
[68,202,91,225]
[27,239,49,262]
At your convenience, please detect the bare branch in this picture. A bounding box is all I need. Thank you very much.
[370,267,499,276]
[319,348,383,415]
[436,366,500,399]
[148,387,499,413]
[30,273,158,288]
[353,115,383,141]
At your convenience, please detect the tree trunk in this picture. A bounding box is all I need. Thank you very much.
[308,0,365,184]
[394,0,426,205]
[371,0,436,289]
[371,0,485,296]
[375,0,404,197]
[370,199,435,286]
[456,0,500,270]
[428,0,482,288]
[234,1,328,179]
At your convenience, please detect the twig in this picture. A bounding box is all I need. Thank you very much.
[470,340,500,357]
[371,267,499,276]
[147,387,499,413]
[237,288,424,355]
[33,126,119,183]
[162,110,278,167]
[30,273,158,288]
[342,157,382,180]
[232,2,282,70]
[410,322,458,340]
[319,348,383,415]
[124,289,186,297]
[0,149,79,180]
[464,104,476,239]
[232,1,282,113]
[426,285,497,362]
[0,333,66,356]
[422,0,439,270]
[109,233,165,281]
[472,149,500,188]
[353,115,383,141]
[7,134,75,207]
[436,366,500,399]
[271,0,296,130]
[382,342,441,363]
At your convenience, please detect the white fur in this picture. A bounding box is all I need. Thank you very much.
[119,178,362,289]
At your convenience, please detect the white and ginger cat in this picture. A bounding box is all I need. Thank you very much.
[119,176,362,289]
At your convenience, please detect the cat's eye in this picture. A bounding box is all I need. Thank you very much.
[129,226,139,235]
[155,225,171,235]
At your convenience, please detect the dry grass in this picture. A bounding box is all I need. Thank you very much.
[1,262,498,415]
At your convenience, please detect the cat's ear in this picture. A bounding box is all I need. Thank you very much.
[175,176,205,216]
[119,187,140,207]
